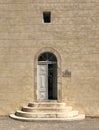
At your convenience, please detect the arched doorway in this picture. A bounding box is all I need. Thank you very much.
[37,52,57,100]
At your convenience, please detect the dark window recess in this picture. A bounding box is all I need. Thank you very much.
[43,12,51,23]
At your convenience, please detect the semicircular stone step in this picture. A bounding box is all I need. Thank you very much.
[28,102,66,107]
[21,106,72,113]
[57,111,79,118]
[10,114,85,121]
[15,110,78,118]
[15,110,56,118]
[9,101,85,121]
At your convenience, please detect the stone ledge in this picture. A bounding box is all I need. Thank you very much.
[10,114,85,121]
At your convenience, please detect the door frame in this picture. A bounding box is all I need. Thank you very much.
[37,61,57,101]
[34,47,62,102]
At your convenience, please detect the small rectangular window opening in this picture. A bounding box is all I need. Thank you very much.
[43,12,51,23]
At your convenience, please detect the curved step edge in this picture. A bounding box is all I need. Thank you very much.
[28,102,66,107]
[14,110,79,118]
[9,114,85,121]
[22,106,72,112]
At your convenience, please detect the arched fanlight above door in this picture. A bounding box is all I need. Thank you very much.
[38,52,57,62]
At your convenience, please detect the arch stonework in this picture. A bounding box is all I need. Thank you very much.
[34,47,62,102]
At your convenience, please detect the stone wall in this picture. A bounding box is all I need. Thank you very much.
[0,0,99,116]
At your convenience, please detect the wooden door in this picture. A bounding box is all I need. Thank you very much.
[37,64,48,100]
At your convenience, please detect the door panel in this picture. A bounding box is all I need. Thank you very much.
[53,64,57,99]
[37,64,48,100]
[48,64,57,99]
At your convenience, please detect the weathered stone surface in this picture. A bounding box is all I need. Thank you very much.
[0,0,99,117]
[9,101,85,120]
